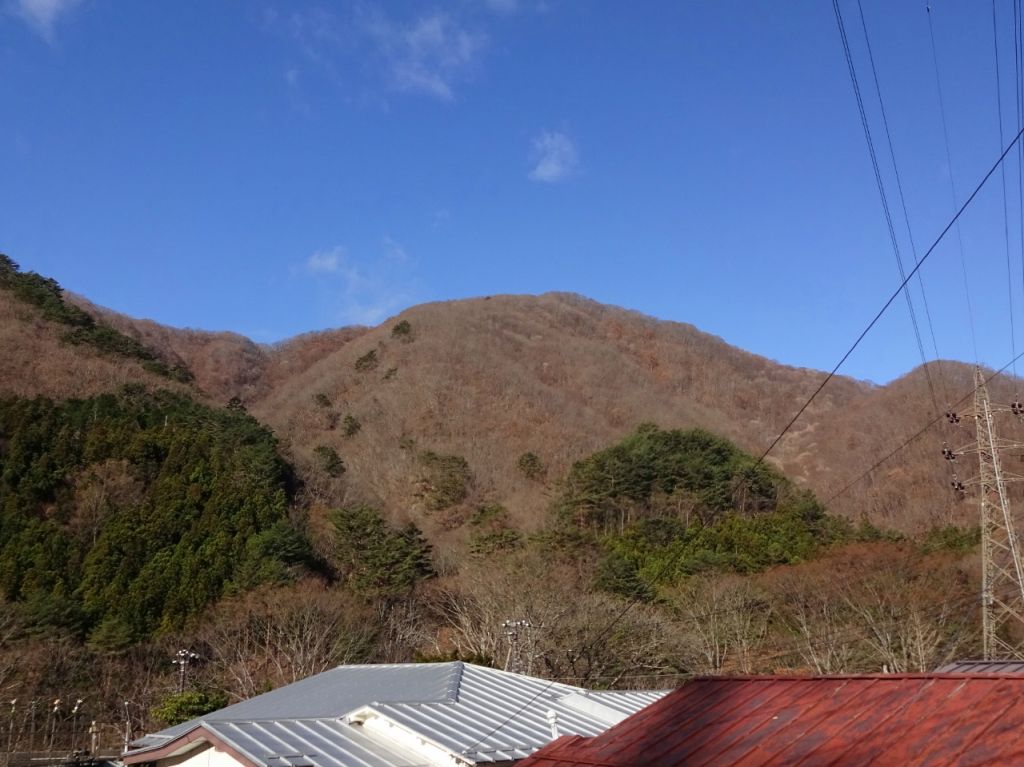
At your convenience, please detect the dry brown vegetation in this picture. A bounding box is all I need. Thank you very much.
[0,293,184,399]
[2,276,1010,762]
[5,289,1008,540]
[0,539,978,756]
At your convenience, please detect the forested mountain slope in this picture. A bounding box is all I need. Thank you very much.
[1,255,991,538]
[0,254,991,751]
[241,293,981,537]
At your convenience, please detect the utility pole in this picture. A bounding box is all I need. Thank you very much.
[172,650,200,693]
[28,700,36,752]
[71,699,83,753]
[47,698,60,752]
[502,620,533,674]
[6,699,14,765]
[946,368,1024,659]
[122,701,132,755]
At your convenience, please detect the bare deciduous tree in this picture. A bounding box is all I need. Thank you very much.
[433,551,679,686]
[839,548,976,672]
[0,598,20,694]
[766,564,862,674]
[666,576,771,675]
[199,584,374,701]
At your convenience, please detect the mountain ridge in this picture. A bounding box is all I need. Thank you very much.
[2,272,993,541]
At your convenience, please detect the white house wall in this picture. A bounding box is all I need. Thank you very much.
[154,742,245,767]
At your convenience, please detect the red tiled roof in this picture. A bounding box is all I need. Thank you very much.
[517,675,1024,766]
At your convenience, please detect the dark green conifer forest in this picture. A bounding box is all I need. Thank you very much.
[0,387,311,647]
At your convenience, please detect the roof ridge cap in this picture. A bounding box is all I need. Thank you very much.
[445,661,464,702]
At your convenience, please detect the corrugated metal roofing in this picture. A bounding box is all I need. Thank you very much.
[516,674,1024,767]
[936,659,1024,674]
[205,720,433,767]
[142,664,464,745]
[130,663,666,766]
[581,691,664,717]
[351,664,665,763]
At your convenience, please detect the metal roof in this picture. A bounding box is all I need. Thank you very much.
[140,664,466,745]
[516,674,1024,767]
[346,664,665,763]
[206,720,434,767]
[936,659,1024,674]
[130,663,666,766]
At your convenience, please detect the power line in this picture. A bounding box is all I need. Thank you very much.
[993,0,1019,379]
[471,11,1024,742]
[926,2,981,363]
[1016,0,1024,341]
[856,0,948,406]
[757,121,1024,467]
[463,580,673,752]
[464,679,558,753]
[847,0,942,417]
[563,587,985,684]
[464,565,985,753]
[467,420,996,754]
[463,364,1024,737]
[825,348,1024,506]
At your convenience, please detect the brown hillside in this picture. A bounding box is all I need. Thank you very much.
[69,294,371,404]
[241,292,944,541]
[0,290,187,399]
[6,287,998,540]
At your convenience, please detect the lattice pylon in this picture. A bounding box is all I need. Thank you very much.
[974,368,1024,659]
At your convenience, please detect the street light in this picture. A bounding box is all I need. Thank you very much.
[172,650,200,693]
[71,699,84,752]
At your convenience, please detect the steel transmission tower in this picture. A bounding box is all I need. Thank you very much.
[948,368,1024,658]
[975,369,1024,658]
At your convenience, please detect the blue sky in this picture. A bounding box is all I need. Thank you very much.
[2,1,1024,384]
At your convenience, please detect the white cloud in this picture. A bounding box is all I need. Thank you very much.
[365,11,486,101]
[302,240,416,326]
[9,0,79,39]
[382,235,409,264]
[266,5,487,103]
[528,130,579,183]
[307,248,342,274]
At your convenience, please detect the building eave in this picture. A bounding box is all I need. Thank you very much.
[122,724,261,767]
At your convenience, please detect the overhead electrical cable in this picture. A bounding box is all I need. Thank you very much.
[471,16,1024,739]
[463,570,676,752]
[756,122,1024,467]
[462,529,989,748]
[460,355,1024,735]
[537,354,1019,706]
[993,0,1019,380]
[555,585,986,684]
[1016,0,1024,323]
[851,0,944,414]
[459,586,986,716]
[824,347,1024,506]
[926,3,981,363]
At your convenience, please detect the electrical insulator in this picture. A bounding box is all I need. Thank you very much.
[942,444,956,461]
[1013,400,1024,417]
[947,410,961,425]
